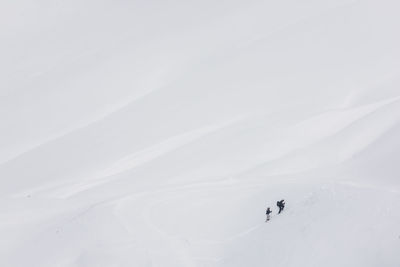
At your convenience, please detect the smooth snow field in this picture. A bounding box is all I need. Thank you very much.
[1,1,400,266]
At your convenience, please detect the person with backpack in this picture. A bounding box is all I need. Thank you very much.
[265,207,272,222]
[277,199,285,214]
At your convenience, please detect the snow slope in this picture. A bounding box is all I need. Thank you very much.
[1,0,400,266]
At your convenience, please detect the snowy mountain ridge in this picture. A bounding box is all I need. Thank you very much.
[1,0,400,266]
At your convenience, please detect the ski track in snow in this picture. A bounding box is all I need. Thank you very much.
[21,177,398,267]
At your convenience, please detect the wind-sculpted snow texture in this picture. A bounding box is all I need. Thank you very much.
[1,0,400,266]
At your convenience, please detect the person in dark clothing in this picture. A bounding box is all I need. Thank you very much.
[277,199,285,214]
[265,207,272,222]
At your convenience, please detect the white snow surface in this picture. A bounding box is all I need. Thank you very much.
[1,0,400,266]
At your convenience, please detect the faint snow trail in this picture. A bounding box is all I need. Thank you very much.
[38,116,247,199]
